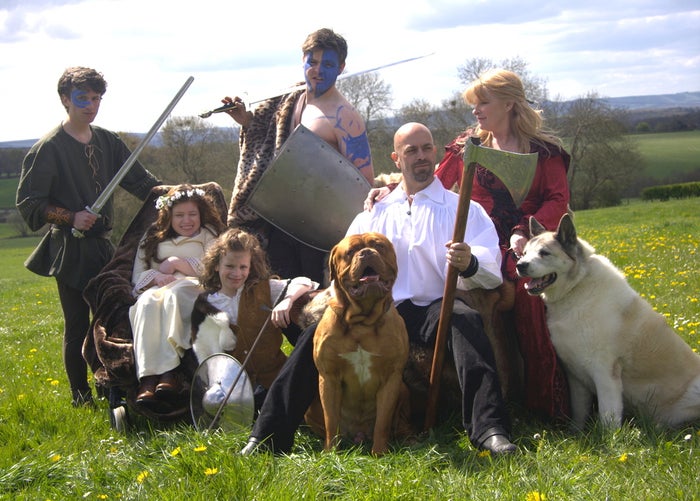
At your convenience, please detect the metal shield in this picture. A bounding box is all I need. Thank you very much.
[190,353,254,432]
[247,124,372,251]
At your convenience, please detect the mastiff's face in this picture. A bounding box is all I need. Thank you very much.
[330,233,398,311]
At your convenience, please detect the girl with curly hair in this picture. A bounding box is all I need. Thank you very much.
[191,228,318,411]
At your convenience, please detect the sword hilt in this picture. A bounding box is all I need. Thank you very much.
[71,205,101,239]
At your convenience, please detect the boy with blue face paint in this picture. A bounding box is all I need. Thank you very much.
[223,28,374,287]
[16,67,161,407]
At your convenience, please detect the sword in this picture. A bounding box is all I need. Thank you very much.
[72,76,195,238]
[198,53,434,118]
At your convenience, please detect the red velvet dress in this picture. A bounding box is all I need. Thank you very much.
[435,133,571,420]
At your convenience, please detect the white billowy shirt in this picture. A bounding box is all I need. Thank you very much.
[346,177,502,306]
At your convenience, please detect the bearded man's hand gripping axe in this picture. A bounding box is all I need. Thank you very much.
[423,137,537,431]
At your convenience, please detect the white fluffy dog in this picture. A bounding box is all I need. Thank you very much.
[516,213,700,429]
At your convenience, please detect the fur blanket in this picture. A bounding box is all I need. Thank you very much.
[227,89,304,232]
[82,182,228,419]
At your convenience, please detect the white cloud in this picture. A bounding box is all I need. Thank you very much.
[1,0,698,141]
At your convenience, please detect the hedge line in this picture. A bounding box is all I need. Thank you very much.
[641,181,700,201]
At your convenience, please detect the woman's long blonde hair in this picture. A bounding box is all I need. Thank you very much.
[463,69,562,154]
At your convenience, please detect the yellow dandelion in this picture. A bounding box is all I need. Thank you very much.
[194,445,207,452]
[478,449,491,458]
[50,454,61,462]
[618,453,628,462]
[51,379,59,386]
[526,491,546,501]
[204,467,218,476]
[18,394,26,400]
[170,446,181,457]
[30,348,38,353]
[137,471,149,483]
[97,495,107,500]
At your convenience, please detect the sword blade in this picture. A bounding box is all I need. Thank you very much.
[89,76,195,214]
[249,53,434,105]
[198,52,434,117]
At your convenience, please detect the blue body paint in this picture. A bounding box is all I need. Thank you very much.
[344,131,372,169]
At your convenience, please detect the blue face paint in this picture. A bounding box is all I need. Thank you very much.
[71,89,91,108]
[304,49,341,97]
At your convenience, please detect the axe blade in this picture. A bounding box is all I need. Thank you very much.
[463,137,538,208]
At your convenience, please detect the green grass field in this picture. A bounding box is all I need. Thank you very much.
[0,199,698,500]
[629,130,700,178]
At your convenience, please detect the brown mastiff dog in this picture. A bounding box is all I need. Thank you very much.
[311,232,411,455]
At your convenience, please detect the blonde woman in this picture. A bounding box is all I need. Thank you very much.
[435,69,571,420]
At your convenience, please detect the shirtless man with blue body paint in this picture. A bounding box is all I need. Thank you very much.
[221,28,374,287]
[224,28,373,185]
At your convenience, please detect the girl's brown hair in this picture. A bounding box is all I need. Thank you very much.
[199,228,273,292]
[140,184,226,266]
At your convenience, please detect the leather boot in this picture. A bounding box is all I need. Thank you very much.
[155,370,182,399]
[136,375,159,404]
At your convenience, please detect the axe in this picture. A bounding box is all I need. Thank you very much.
[423,136,537,431]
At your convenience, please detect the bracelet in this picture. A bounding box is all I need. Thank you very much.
[459,255,479,278]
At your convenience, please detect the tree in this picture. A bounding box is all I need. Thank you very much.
[552,93,643,209]
[160,116,237,184]
[0,148,28,178]
[457,56,549,106]
[337,73,393,134]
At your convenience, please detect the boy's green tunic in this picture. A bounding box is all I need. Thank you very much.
[16,124,160,289]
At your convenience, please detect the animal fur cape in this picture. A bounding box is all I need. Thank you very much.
[227,89,304,230]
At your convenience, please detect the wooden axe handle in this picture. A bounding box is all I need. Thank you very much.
[424,161,476,431]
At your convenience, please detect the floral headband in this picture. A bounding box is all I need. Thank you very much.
[155,188,206,210]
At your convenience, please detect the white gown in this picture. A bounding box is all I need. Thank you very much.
[129,227,218,379]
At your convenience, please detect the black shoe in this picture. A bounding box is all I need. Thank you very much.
[480,434,516,454]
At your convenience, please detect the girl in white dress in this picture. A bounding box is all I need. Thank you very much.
[129,184,225,410]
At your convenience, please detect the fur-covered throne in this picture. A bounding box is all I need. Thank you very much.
[82,182,228,423]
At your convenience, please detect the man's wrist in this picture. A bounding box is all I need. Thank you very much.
[45,205,74,226]
[459,255,479,278]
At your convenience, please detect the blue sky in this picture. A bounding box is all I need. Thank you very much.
[1,0,698,142]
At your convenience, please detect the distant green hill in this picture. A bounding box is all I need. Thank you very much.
[2,130,698,209]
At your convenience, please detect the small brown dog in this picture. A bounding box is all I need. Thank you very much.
[311,232,410,455]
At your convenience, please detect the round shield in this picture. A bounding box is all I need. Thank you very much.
[190,353,255,432]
